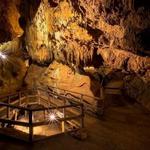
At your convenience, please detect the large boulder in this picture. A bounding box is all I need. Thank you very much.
[25,61,101,101]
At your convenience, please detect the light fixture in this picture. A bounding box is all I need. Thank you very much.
[0,52,7,59]
[49,113,56,121]
[46,112,58,124]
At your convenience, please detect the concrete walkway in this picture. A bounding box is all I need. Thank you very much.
[0,101,150,150]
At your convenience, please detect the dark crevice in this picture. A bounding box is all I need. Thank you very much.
[0,29,11,43]
[48,0,59,7]
[134,0,150,11]
[92,48,103,68]
[123,58,130,71]
[85,25,103,43]
[0,79,4,87]
[32,59,51,67]
[137,28,150,52]
[19,17,27,30]
[70,0,86,17]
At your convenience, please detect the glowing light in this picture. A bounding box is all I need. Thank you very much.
[0,52,7,59]
[49,114,56,121]
[46,112,58,124]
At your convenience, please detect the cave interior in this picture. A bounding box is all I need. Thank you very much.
[0,0,150,149]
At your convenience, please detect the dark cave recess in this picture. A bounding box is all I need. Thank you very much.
[134,0,150,10]
[137,28,150,56]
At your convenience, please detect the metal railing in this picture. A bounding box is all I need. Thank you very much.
[0,88,84,142]
[46,85,105,115]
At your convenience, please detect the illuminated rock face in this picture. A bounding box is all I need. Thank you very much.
[0,0,25,95]
[0,0,150,109]
[26,0,50,63]
[25,61,101,98]
[0,38,27,95]
[22,0,150,67]
[24,0,94,66]
[0,0,23,42]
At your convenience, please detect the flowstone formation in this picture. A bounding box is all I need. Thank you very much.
[0,0,150,109]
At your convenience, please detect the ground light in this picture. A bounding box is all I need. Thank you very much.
[47,111,58,124]
[0,52,7,59]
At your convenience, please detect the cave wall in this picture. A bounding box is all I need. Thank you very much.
[24,0,150,107]
[0,0,26,95]
[25,61,101,99]
[0,38,27,95]
[23,0,150,68]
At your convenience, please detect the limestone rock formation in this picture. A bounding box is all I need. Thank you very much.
[25,61,101,99]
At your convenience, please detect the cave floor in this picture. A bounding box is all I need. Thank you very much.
[0,101,150,150]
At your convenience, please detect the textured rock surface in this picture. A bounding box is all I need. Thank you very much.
[25,61,101,99]
[0,39,27,95]
[0,0,23,42]
[98,48,150,80]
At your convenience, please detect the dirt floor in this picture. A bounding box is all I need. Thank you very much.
[0,100,150,150]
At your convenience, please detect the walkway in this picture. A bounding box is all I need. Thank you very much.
[0,100,150,150]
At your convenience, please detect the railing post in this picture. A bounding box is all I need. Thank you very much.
[100,86,105,100]
[48,93,51,106]
[29,110,33,142]
[62,99,66,133]
[63,90,66,96]
[37,90,41,105]
[19,92,21,106]
[97,87,105,116]
[80,94,83,103]
[7,96,10,119]
[80,104,84,128]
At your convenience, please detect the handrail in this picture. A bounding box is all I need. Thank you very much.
[0,89,35,99]
[0,102,30,111]
[46,85,101,101]
[0,88,85,142]
[0,85,102,102]
[32,115,83,127]
[30,103,82,111]
[0,93,82,112]
[64,93,92,105]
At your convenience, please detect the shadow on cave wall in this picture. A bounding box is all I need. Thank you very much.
[18,0,41,22]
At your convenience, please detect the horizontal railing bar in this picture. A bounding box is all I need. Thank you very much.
[0,89,37,99]
[32,115,83,127]
[47,92,82,104]
[39,95,82,107]
[104,87,122,90]
[0,115,83,127]
[0,102,30,111]
[0,119,29,127]
[45,85,101,100]
[0,85,102,103]
[0,102,82,112]
[30,103,82,111]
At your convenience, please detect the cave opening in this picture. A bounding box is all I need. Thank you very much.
[48,0,59,7]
